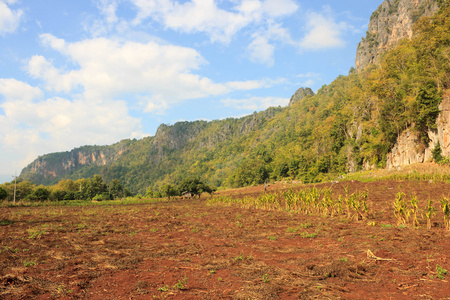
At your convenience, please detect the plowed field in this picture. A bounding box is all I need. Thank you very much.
[1,180,450,299]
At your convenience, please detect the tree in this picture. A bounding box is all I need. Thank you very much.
[229,159,270,187]
[123,188,133,197]
[432,142,443,163]
[51,190,66,201]
[145,187,154,198]
[109,179,123,199]
[63,191,77,201]
[161,184,178,200]
[30,187,51,201]
[414,82,442,144]
[91,175,107,198]
[15,181,35,201]
[0,187,7,200]
[178,177,212,198]
[55,179,77,192]
[78,175,107,200]
[201,184,216,196]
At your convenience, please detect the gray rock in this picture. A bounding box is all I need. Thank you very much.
[289,87,314,106]
[355,0,439,72]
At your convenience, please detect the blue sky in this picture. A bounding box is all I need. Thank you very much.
[0,0,381,183]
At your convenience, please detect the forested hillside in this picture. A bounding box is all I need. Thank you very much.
[19,0,450,195]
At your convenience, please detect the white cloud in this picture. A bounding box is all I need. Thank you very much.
[82,0,299,66]
[246,21,296,66]
[226,78,279,90]
[294,72,321,88]
[29,33,277,114]
[296,72,320,78]
[262,0,298,18]
[222,96,288,111]
[28,55,79,93]
[0,79,145,169]
[0,0,23,35]
[130,0,298,44]
[98,0,119,25]
[32,34,221,105]
[299,10,346,50]
[0,78,43,101]
[247,35,274,66]
[86,0,128,37]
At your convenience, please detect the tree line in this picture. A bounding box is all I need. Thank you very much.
[0,175,131,202]
[145,177,216,199]
[0,175,215,203]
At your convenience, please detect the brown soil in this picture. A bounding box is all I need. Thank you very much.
[1,180,450,299]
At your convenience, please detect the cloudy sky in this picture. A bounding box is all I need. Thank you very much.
[0,0,381,183]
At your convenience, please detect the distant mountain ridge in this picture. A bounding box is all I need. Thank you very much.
[20,0,450,194]
[20,107,284,192]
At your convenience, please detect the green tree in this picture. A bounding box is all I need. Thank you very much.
[178,177,212,198]
[145,187,154,198]
[55,179,78,192]
[432,142,443,163]
[91,174,107,198]
[63,191,77,201]
[0,186,7,200]
[14,181,36,201]
[123,188,133,197]
[413,82,442,144]
[109,179,123,199]
[30,187,51,201]
[78,175,107,200]
[51,190,66,201]
[161,184,178,199]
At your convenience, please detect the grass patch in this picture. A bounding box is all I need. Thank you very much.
[300,232,318,238]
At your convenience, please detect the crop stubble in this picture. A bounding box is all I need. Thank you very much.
[1,180,450,299]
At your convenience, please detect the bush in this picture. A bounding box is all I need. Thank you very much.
[92,192,111,201]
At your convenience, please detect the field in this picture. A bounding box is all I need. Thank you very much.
[1,179,450,299]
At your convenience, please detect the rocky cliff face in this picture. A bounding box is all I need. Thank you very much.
[387,91,450,169]
[289,87,315,106]
[153,122,207,150]
[356,0,439,71]
[19,106,284,185]
[20,140,132,181]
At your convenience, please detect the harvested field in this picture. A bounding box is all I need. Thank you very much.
[1,180,450,299]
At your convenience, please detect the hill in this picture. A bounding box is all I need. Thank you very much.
[19,0,450,195]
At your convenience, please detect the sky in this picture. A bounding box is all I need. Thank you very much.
[0,0,382,184]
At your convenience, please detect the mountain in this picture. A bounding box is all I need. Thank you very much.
[20,0,450,194]
[355,0,440,71]
[289,87,315,106]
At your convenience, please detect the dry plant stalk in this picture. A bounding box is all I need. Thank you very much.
[440,197,450,230]
[424,199,436,230]
[409,195,419,227]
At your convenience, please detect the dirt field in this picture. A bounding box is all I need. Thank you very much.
[1,180,450,299]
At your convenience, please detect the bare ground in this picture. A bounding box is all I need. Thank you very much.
[1,180,450,299]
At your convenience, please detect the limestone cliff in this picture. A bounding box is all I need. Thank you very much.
[289,87,315,106]
[20,140,133,181]
[387,91,450,169]
[356,0,439,71]
[19,106,284,186]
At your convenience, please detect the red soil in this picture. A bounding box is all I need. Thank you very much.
[1,180,450,299]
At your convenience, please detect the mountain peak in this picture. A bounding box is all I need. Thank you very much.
[355,0,440,71]
[289,87,315,106]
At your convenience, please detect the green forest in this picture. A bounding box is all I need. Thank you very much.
[10,2,450,200]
